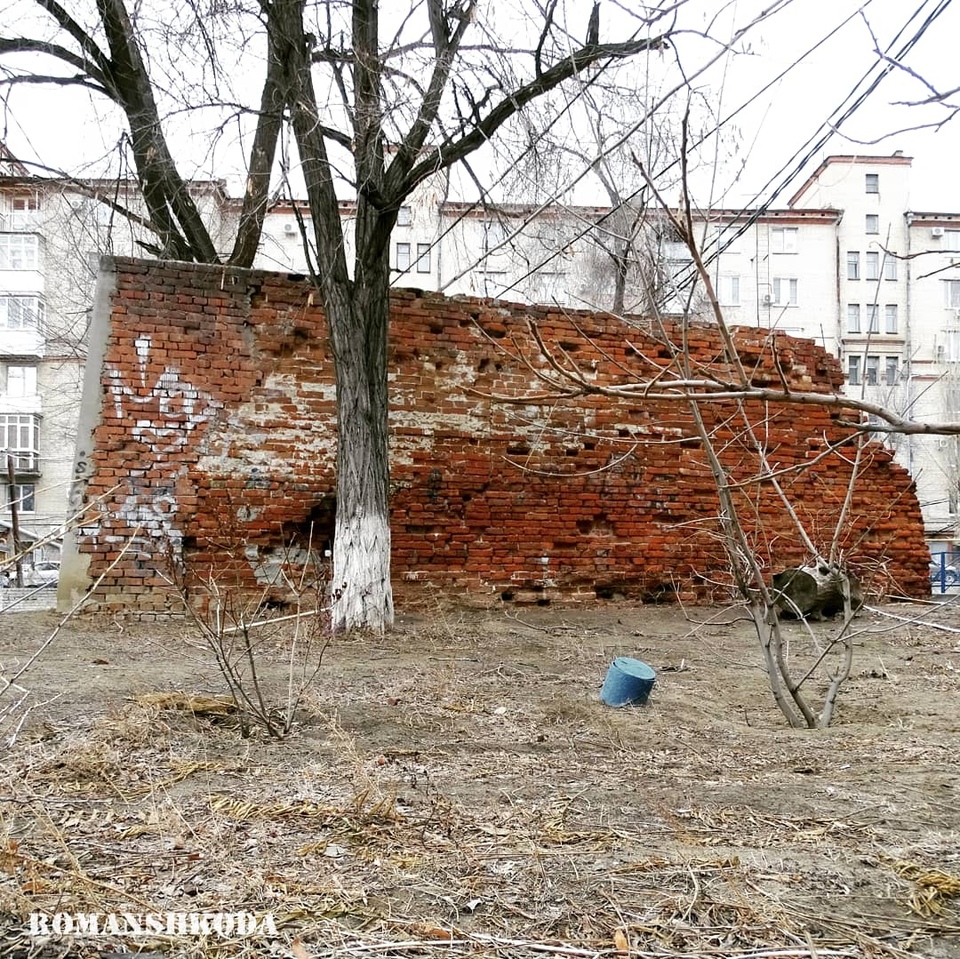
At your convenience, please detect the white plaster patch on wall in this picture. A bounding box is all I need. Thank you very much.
[244,543,320,587]
[389,408,487,435]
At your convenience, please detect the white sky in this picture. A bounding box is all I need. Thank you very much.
[2,0,959,213]
[703,0,960,210]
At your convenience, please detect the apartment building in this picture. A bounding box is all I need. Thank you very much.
[0,152,233,561]
[1,149,956,564]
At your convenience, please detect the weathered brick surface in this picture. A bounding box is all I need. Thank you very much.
[66,257,930,612]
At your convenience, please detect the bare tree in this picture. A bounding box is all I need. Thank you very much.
[2,0,700,631]
[497,125,960,726]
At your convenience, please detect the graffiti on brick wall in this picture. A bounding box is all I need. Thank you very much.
[105,334,221,550]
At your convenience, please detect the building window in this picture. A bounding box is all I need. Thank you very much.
[867,304,879,333]
[5,482,35,513]
[483,220,508,257]
[415,243,431,274]
[885,356,899,386]
[10,195,40,231]
[942,329,960,362]
[770,227,798,253]
[847,304,861,333]
[397,206,412,227]
[3,365,37,397]
[865,214,879,234]
[865,251,880,281]
[865,355,880,385]
[848,355,861,385]
[865,173,879,194]
[944,230,960,252]
[718,275,740,306]
[0,295,43,330]
[772,277,798,306]
[716,226,744,254]
[0,234,40,270]
[944,280,960,308]
[847,252,860,280]
[0,413,39,472]
[395,242,411,272]
[885,304,898,334]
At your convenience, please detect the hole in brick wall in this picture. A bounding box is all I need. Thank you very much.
[536,597,551,606]
[429,322,443,334]
[642,583,678,605]
[507,444,530,456]
[618,429,630,437]
[259,597,288,611]
[477,358,490,373]
[594,585,624,600]
[584,440,596,450]
[565,448,578,456]
[500,590,515,601]
[286,273,306,282]
[291,496,336,554]
[558,341,580,352]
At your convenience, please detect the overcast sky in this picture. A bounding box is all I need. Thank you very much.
[2,0,958,213]
[708,0,960,210]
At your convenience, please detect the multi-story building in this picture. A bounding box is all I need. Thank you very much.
[0,149,233,563]
[1,147,957,567]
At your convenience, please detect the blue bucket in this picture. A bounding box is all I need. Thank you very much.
[600,657,656,707]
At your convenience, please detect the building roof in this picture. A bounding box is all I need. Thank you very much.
[0,142,30,178]
[788,152,913,208]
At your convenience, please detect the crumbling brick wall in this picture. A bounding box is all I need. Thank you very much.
[60,256,930,614]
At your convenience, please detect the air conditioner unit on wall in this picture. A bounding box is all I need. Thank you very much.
[932,227,945,237]
[761,293,773,305]
[283,222,297,235]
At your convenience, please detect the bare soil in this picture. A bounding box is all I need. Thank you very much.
[0,600,958,958]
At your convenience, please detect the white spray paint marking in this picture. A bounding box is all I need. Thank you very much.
[104,336,221,555]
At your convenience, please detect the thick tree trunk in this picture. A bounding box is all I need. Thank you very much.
[772,565,863,620]
[325,266,394,634]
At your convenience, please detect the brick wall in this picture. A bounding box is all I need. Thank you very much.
[60,257,930,614]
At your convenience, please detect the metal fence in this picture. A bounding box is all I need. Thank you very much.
[929,551,960,593]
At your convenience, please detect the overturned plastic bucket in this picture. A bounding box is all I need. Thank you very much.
[600,657,656,707]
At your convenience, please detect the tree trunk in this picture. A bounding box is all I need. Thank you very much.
[772,565,863,620]
[325,265,394,634]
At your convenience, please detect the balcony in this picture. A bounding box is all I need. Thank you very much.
[0,450,40,478]
[0,233,44,292]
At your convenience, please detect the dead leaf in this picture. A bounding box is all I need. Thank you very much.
[412,924,455,941]
[614,928,629,954]
[290,937,313,959]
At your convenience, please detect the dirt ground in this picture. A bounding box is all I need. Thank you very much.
[0,598,958,958]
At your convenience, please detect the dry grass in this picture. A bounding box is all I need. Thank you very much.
[0,603,958,957]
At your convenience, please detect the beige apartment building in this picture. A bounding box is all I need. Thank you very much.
[1,149,956,572]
